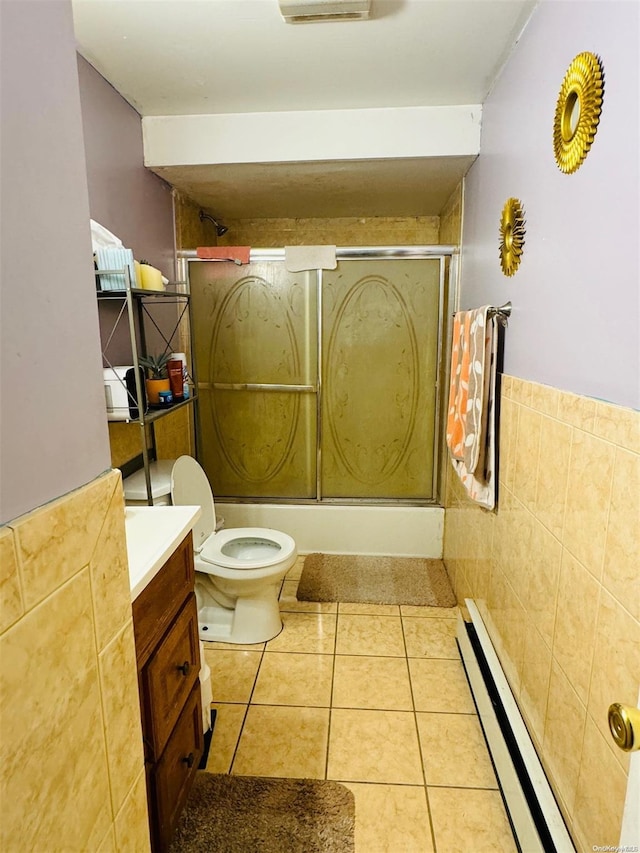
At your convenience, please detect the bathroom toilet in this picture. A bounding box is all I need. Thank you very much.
[124,456,296,644]
[171,455,297,644]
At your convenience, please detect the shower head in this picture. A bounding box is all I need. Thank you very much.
[199,210,228,237]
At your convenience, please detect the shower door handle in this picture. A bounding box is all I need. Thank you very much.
[200,382,317,393]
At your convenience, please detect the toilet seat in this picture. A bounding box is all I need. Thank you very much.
[170,456,296,576]
[199,527,296,578]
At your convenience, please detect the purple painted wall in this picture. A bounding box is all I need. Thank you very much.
[77,56,175,279]
[461,1,639,409]
[77,57,178,370]
[0,0,111,524]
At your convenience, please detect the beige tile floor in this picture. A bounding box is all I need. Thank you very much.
[203,557,518,853]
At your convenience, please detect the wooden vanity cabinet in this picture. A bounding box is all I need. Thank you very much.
[132,531,203,852]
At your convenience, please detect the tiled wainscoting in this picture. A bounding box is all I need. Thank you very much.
[444,375,639,851]
[0,471,150,852]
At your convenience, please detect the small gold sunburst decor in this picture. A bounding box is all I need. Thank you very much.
[553,52,605,174]
[499,198,526,277]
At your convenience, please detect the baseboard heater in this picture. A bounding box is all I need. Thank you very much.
[457,599,575,852]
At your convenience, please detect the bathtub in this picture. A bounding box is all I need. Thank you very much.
[215,502,444,558]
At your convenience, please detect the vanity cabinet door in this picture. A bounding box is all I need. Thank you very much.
[153,682,203,852]
[132,531,203,853]
[133,532,194,667]
[140,593,200,759]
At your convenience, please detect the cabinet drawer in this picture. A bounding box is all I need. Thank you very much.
[141,593,200,759]
[153,681,203,852]
[133,532,194,667]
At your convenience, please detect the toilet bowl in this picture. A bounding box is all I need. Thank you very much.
[170,455,297,644]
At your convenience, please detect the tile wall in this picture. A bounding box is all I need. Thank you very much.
[174,188,444,251]
[107,406,193,471]
[174,191,216,251]
[214,215,440,248]
[0,471,150,852]
[443,376,640,851]
[438,183,463,247]
[108,422,153,469]
[154,404,194,461]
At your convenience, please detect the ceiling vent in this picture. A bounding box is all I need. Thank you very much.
[278,0,371,23]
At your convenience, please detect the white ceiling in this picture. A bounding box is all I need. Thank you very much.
[72,0,537,219]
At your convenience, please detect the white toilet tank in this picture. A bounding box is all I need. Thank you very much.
[122,460,175,506]
[123,458,226,532]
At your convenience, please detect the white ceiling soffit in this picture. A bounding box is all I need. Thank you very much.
[142,104,480,217]
[142,106,481,166]
[72,0,536,218]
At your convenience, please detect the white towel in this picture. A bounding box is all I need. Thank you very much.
[90,219,123,252]
[284,245,337,272]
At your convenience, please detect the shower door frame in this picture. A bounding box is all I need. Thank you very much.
[179,246,459,507]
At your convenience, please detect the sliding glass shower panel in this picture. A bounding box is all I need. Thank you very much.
[190,261,317,499]
[321,259,441,499]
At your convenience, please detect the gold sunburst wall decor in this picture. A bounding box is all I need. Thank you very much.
[553,51,605,174]
[499,197,526,277]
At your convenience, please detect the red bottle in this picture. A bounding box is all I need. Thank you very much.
[167,359,184,401]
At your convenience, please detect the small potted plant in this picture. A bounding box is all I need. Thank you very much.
[139,352,171,405]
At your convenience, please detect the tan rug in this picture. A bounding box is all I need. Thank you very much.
[297,553,457,607]
[169,773,355,853]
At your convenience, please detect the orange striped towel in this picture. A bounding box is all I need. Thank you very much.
[196,246,251,264]
[446,307,491,474]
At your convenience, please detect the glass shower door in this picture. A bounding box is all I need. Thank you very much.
[321,259,441,499]
[189,261,318,499]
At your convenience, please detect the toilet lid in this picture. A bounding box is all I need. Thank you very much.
[170,456,217,550]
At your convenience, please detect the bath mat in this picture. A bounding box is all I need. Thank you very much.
[169,773,355,853]
[297,553,457,607]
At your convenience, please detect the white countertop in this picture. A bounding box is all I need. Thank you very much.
[124,505,202,600]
